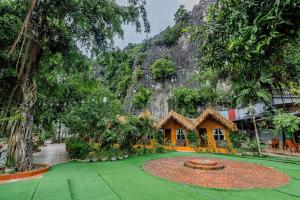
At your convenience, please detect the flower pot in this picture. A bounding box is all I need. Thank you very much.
[92,158,98,162]
[101,157,108,162]
[111,157,117,161]
[118,157,124,160]
[124,155,128,159]
[78,159,90,163]
[5,168,15,174]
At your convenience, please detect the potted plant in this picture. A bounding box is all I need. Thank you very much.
[100,151,109,162]
[123,150,129,159]
[88,152,97,162]
[110,150,117,161]
[118,152,124,160]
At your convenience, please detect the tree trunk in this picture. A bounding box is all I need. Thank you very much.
[8,38,43,171]
[8,1,45,170]
[58,122,62,143]
[252,114,262,156]
[8,95,36,171]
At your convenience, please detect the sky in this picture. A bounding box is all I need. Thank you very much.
[114,0,199,48]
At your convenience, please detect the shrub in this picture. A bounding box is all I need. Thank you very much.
[187,130,199,146]
[247,140,259,152]
[151,58,176,81]
[66,137,90,159]
[229,131,248,149]
[161,25,183,46]
[101,129,118,150]
[132,86,152,109]
[154,143,165,153]
[174,5,189,24]
[118,116,154,152]
[170,87,202,117]
[154,130,164,145]
[132,67,144,82]
[136,52,147,65]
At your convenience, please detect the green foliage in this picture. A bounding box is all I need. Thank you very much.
[230,131,258,153]
[187,130,198,146]
[154,143,164,153]
[170,85,231,117]
[272,111,300,138]
[98,45,145,101]
[260,109,300,138]
[151,58,176,81]
[132,67,144,82]
[0,1,23,130]
[170,87,201,117]
[161,25,184,46]
[132,86,152,109]
[157,5,189,46]
[192,0,300,106]
[229,131,249,149]
[174,5,189,24]
[231,73,273,108]
[62,87,122,138]
[35,47,95,139]
[66,137,90,159]
[154,130,164,145]
[101,129,118,151]
[118,116,154,151]
[0,0,152,170]
[136,52,147,65]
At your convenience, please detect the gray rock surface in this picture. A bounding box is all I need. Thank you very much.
[123,0,214,118]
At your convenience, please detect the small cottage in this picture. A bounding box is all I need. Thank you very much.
[155,107,238,152]
[193,107,238,149]
[155,110,194,147]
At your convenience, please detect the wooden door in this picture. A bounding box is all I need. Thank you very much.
[164,129,171,145]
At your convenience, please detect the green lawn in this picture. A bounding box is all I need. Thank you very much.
[1,152,300,200]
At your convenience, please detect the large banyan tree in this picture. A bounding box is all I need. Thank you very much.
[4,0,150,171]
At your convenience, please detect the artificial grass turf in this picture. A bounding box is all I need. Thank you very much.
[0,152,300,200]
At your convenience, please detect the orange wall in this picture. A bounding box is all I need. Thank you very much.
[161,117,233,149]
[196,119,232,148]
[162,118,188,144]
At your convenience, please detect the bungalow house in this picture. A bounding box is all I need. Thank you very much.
[155,110,194,147]
[193,107,238,150]
[155,107,238,153]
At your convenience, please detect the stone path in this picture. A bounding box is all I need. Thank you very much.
[34,140,70,166]
[144,156,290,189]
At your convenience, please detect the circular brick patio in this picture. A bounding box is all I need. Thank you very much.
[143,157,290,189]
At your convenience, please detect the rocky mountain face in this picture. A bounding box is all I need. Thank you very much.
[123,0,214,118]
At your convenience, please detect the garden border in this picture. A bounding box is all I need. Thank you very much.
[0,163,49,181]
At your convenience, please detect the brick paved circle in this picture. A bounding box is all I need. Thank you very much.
[143,157,290,189]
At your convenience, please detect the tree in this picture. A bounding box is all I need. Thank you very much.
[192,0,300,155]
[132,86,152,109]
[151,58,176,81]
[158,5,189,47]
[192,0,300,106]
[97,45,144,101]
[4,0,150,171]
[261,110,300,143]
[170,87,201,117]
[174,5,189,24]
[232,74,273,156]
[118,116,153,151]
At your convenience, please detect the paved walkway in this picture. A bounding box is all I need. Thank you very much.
[34,140,70,166]
[144,156,290,189]
[263,148,300,158]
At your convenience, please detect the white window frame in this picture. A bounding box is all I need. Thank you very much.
[176,129,185,140]
[212,129,226,141]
